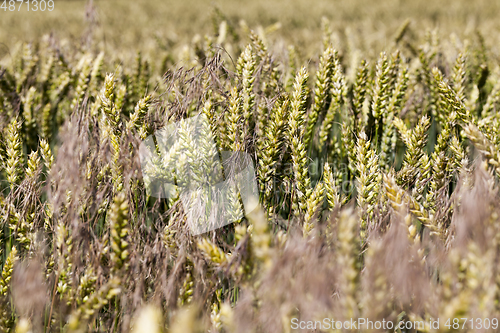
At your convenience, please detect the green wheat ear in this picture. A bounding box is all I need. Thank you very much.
[126,95,152,134]
[452,52,467,103]
[239,44,256,141]
[355,131,380,236]
[100,73,120,131]
[380,64,409,171]
[39,138,54,171]
[68,277,122,332]
[70,54,92,111]
[464,123,500,178]
[0,245,15,330]
[286,45,299,89]
[55,220,74,305]
[109,192,130,273]
[225,86,242,151]
[289,66,311,216]
[4,118,24,191]
[41,103,53,141]
[419,47,439,118]
[16,43,38,92]
[393,19,411,45]
[482,67,500,117]
[351,59,369,128]
[21,86,38,148]
[304,46,336,148]
[0,247,17,297]
[38,44,55,91]
[318,50,344,150]
[246,203,272,271]
[25,150,41,181]
[197,238,229,268]
[114,84,127,113]
[371,52,391,121]
[433,67,471,123]
[257,97,289,211]
[383,173,440,240]
[303,181,325,237]
[177,258,194,306]
[394,115,430,189]
[99,73,125,190]
[448,134,471,186]
[75,267,97,306]
[323,163,339,211]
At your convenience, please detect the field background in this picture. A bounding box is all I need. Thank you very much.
[2,0,500,57]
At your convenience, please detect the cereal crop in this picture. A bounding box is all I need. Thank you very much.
[1,0,500,332]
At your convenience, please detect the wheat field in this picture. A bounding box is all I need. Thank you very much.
[2,0,500,332]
